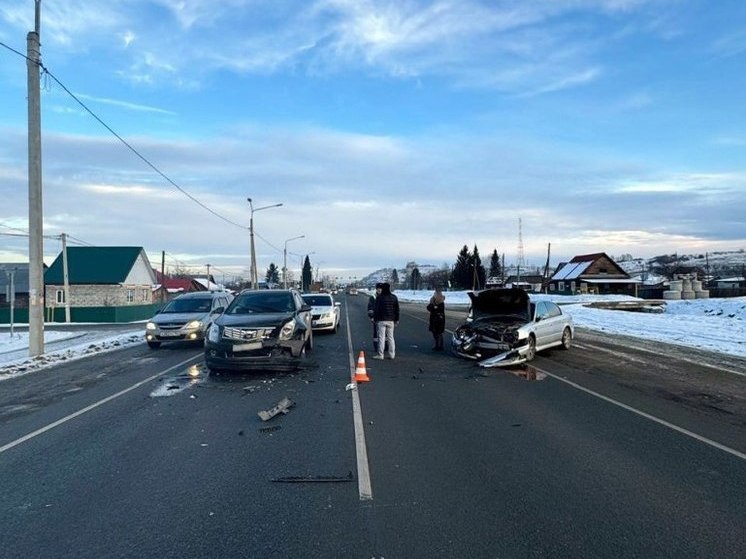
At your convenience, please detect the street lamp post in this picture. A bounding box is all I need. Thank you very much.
[248,198,282,289]
[283,235,305,289]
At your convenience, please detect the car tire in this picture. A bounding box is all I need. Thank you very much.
[560,327,572,350]
[525,335,536,361]
[147,341,161,349]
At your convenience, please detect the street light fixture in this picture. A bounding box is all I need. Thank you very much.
[283,235,305,289]
[248,198,282,289]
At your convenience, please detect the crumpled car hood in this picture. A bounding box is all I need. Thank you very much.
[468,288,531,321]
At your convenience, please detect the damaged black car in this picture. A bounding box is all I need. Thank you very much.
[451,288,573,367]
[204,289,313,372]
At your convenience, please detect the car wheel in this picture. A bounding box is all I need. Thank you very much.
[560,327,572,350]
[147,341,161,349]
[525,335,536,361]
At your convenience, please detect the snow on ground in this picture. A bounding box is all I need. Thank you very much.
[1,292,744,381]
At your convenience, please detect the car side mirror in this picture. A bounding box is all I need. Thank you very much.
[335,302,341,307]
[300,303,312,312]
[212,306,225,314]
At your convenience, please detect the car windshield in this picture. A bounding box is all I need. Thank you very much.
[161,298,212,313]
[227,292,295,314]
[302,295,333,306]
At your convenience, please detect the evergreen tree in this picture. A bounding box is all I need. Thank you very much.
[450,245,472,289]
[489,249,501,279]
[302,255,313,292]
[410,267,421,290]
[266,263,280,285]
[469,244,486,290]
[391,268,399,287]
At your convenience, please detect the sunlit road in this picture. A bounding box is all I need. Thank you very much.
[0,295,744,558]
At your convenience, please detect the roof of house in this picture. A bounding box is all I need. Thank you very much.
[551,252,628,281]
[45,246,147,284]
[153,271,206,292]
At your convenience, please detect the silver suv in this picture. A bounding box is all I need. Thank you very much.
[145,291,232,349]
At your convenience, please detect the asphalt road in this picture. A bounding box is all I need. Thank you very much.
[0,295,744,558]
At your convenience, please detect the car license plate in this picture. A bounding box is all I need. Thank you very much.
[234,342,262,352]
[160,331,182,337]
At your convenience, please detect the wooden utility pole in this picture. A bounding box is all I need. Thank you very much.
[27,0,44,355]
[160,251,166,302]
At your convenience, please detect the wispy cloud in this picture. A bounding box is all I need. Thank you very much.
[76,93,176,115]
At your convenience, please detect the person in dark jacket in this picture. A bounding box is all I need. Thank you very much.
[367,283,383,352]
[373,282,399,360]
[426,287,446,350]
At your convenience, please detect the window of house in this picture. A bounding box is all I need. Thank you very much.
[558,281,565,291]
[549,283,555,291]
[56,289,65,304]
[127,289,134,303]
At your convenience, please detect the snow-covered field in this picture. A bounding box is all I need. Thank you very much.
[1,293,744,381]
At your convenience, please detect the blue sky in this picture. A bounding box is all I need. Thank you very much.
[1,0,745,282]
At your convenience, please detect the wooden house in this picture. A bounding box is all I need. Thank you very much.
[548,252,640,296]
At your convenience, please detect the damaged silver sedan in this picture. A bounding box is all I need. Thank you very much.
[451,288,573,367]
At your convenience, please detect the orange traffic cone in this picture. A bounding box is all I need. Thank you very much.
[354,350,370,383]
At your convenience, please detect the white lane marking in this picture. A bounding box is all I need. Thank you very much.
[0,354,202,455]
[344,303,373,500]
[536,365,746,461]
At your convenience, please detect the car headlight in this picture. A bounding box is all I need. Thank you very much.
[207,324,220,342]
[186,320,203,330]
[279,320,295,341]
[146,322,156,330]
[321,312,331,319]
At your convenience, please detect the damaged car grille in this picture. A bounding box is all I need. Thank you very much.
[222,327,274,342]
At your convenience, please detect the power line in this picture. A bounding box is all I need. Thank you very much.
[1,39,248,231]
[2,40,288,260]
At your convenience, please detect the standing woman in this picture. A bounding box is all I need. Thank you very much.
[426,287,446,351]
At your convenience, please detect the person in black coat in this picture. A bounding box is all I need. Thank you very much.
[373,282,399,359]
[368,283,383,352]
[426,287,446,350]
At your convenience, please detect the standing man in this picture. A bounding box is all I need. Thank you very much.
[367,283,383,352]
[373,282,399,360]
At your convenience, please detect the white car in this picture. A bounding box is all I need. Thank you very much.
[301,293,341,333]
[451,288,573,367]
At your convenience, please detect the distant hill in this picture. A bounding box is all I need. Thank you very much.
[616,249,746,278]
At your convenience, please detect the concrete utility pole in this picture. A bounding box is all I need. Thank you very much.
[248,198,282,289]
[27,0,44,356]
[61,233,71,322]
[283,235,304,289]
[7,269,16,338]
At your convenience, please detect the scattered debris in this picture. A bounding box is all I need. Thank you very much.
[271,471,354,483]
[345,383,356,391]
[259,425,282,434]
[258,396,294,421]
